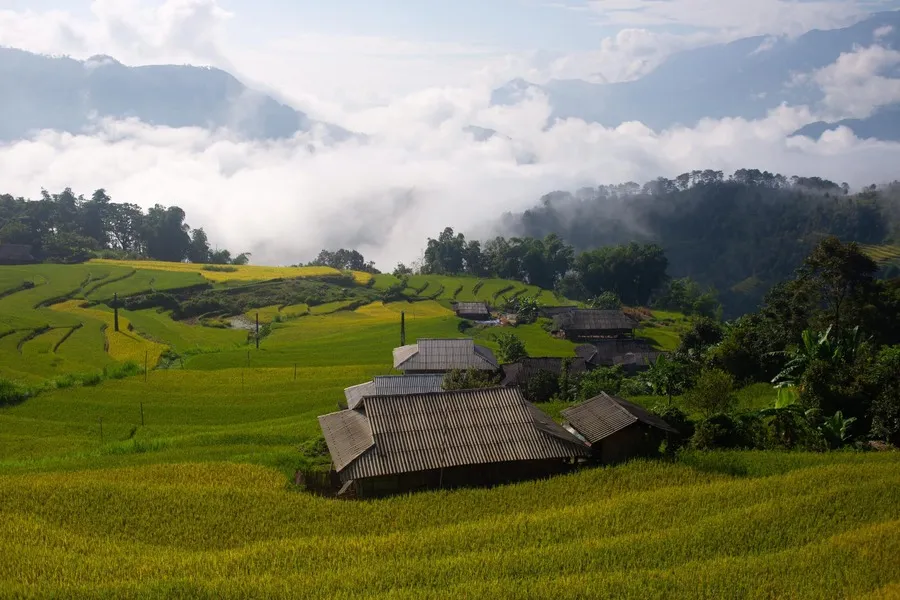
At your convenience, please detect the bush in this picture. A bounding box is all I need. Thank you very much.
[495,332,528,363]
[587,291,622,310]
[579,366,625,399]
[202,264,238,272]
[104,362,142,380]
[522,369,560,403]
[443,369,500,391]
[0,378,31,407]
[691,414,740,450]
[81,372,103,387]
[652,406,694,455]
[457,319,473,333]
[685,368,737,417]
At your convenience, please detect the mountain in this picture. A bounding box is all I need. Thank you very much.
[792,105,900,141]
[491,11,900,139]
[0,48,352,142]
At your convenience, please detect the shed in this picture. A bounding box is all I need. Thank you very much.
[343,374,446,409]
[318,387,590,497]
[611,351,664,374]
[553,309,638,340]
[454,301,490,321]
[561,392,678,465]
[575,339,654,368]
[0,244,36,265]
[393,338,498,373]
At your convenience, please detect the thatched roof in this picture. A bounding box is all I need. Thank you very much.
[561,393,678,444]
[319,387,590,481]
[393,338,498,371]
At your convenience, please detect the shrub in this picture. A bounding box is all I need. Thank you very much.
[587,291,622,310]
[457,319,473,333]
[81,372,103,387]
[579,366,625,399]
[104,362,142,380]
[691,414,740,450]
[495,332,528,363]
[522,369,560,403]
[685,368,737,417]
[652,406,694,455]
[202,264,238,272]
[443,369,499,391]
[0,378,31,407]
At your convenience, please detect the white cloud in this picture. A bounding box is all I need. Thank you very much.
[874,24,894,39]
[578,0,889,38]
[810,44,900,119]
[2,93,898,269]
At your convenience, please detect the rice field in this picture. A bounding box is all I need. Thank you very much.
[89,259,372,284]
[860,243,900,264]
[2,263,897,597]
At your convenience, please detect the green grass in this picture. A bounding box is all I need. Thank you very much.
[85,268,205,301]
[636,310,693,351]
[124,308,247,353]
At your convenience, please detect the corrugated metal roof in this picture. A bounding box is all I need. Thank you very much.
[577,339,653,366]
[561,392,677,443]
[318,410,374,471]
[553,310,637,332]
[344,381,375,409]
[454,302,490,316]
[611,352,663,367]
[373,374,446,396]
[324,387,589,480]
[393,338,498,371]
[501,357,588,386]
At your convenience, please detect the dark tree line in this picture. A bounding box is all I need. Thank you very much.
[306,249,380,273]
[506,169,900,316]
[418,227,672,306]
[0,188,247,264]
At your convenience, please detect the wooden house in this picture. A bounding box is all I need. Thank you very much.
[343,374,446,409]
[553,309,638,341]
[453,301,491,321]
[575,339,659,370]
[392,338,498,374]
[318,387,590,498]
[0,244,36,265]
[561,393,678,465]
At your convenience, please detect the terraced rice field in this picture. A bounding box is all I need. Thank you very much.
[89,259,373,284]
[860,243,900,265]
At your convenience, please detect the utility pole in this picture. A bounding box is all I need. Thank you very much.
[113,293,119,332]
[400,312,406,346]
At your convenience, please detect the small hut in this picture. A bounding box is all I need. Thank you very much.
[453,301,491,321]
[553,309,638,341]
[318,387,590,498]
[561,392,678,464]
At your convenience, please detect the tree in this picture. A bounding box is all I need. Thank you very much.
[579,366,625,399]
[587,291,622,310]
[232,252,251,266]
[575,242,668,306]
[757,386,817,448]
[188,228,211,263]
[442,369,499,391]
[495,332,528,363]
[644,355,690,406]
[685,368,737,417]
[141,205,191,262]
[869,345,900,445]
[393,263,413,277]
[522,369,560,403]
[423,227,467,274]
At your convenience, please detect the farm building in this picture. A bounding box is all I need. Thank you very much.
[553,309,638,340]
[501,357,588,388]
[393,338,499,374]
[0,244,35,265]
[539,305,578,318]
[453,301,491,320]
[318,387,591,498]
[611,351,665,373]
[561,393,678,465]
[343,374,446,409]
[575,339,656,368]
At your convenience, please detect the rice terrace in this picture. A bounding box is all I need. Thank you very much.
[1,227,899,599]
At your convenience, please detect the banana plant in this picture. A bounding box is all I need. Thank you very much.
[758,385,816,448]
[819,411,857,449]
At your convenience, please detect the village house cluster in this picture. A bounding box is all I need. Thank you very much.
[317,308,679,498]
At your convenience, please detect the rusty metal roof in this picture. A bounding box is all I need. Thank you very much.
[320,387,590,480]
[393,338,498,371]
[501,357,588,386]
[318,409,374,471]
[553,310,638,332]
[561,393,678,443]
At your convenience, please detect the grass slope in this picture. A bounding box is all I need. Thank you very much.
[89,259,373,285]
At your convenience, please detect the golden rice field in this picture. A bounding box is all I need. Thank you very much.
[860,243,900,264]
[89,259,374,285]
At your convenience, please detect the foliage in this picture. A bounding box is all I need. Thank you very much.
[586,291,622,310]
[0,377,31,407]
[643,355,691,405]
[653,277,721,318]
[868,345,900,445]
[579,366,626,399]
[503,294,541,324]
[652,406,694,455]
[691,413,766,450]
[685,368,737,417]
[574,242,669,306]
[202,264,238,273]
[521,369,560,403]
[308,248,379,273]
[494,332,528,363]
[442,368,500,391]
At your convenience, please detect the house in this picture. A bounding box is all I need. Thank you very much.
[561,392,678,465]
[392,338,499,374]
[553,309,638,340]
[611,351,664,374]
[318,387,591,498]
[501,357,589,388]
[538,305,579,318]
[453,301,491,321]
[0,244,36,265]
[343,374,446,409]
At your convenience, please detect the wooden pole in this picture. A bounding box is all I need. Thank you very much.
[113,293,119,332]
[255,312,260,350]
[400,311,406,346]
[140,402,144,427]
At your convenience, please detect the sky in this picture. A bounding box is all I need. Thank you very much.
[2,0,900,267]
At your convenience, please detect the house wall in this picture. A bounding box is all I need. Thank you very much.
[353,459,575,498]
[597,425,663,465]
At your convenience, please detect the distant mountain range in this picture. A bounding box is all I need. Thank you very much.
[491,11,900,141]
[0,48,351,142]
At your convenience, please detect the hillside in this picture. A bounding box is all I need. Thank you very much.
[0,48,351,142]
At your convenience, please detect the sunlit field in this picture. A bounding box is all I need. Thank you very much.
[89,258,372,284]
